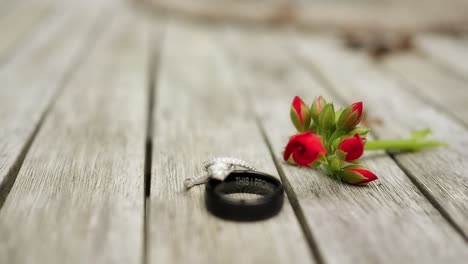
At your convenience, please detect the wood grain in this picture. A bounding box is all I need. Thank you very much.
[0,7,149,264]
[383,53,468,126]
[293,34,468,241]
[219,29,468,264]
[0,0,111,206]
[148,22,315,264]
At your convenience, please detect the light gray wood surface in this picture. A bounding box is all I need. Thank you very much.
[384,54,468,126]
[0,0,110,206]
[0,0,53,63]
[1,0,468,263]
[141,0,468,32]
[148,23,314,264]
[0,7,148,264]
[293,34,468,240]
[220,29,468,264]
[0,0,27,18]
[416,34,468,79]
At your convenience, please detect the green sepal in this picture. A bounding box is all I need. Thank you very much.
[290,108,301,132]
[308,160,321,169]
[336,103,362,131]
[318,103,335,131]
[310,123,318,133]
[338,165,367,184]
[335,149,347,161]
[329,157,343,172]
[311,96,326,124]
[316,153,328,164]
[350,127,370,136]
[332,136,344,150]
[301,104,311,131]
[286,153,297,165]
[290,102,311,132]
[334,108,344,122]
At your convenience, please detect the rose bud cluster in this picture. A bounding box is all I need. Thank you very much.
[284,96,378,185]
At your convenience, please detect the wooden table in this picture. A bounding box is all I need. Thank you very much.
[0,0,467,263]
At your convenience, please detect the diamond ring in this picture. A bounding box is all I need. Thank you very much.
[184,157,256,189]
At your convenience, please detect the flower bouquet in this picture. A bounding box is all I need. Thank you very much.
[284,96,446,185]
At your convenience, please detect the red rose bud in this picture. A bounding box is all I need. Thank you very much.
[337,102,363,130]
[338,134,365,161]
[290,96,311,132]
[311,96,326,123]
[284,131,327,167]
[339,165,378,185]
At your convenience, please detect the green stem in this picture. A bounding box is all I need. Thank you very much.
[365,139,447,151]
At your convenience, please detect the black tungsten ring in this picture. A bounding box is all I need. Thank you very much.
[205,170,284,221]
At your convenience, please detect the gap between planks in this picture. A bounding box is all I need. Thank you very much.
[143,19,166,264]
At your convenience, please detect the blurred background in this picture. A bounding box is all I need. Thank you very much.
[138,0,468,32]
[136,0,468,57]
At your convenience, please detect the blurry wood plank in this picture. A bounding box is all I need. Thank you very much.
[295,0,468,32]
[148,23,314,264]
[0,0,28,18]
[0,8,149,264]
[294,34,468,242]
[0,0,54,63]
[140,0,468,32]
[220,30,468,264]
[416,34,468,78]
[0,0,110,206]
[384,53,468,125]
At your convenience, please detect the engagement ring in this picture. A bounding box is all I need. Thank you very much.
[184,157,256,189]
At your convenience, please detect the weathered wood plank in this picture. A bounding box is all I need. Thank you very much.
[383,53,468,126]
[148,23,314,264]
[220,30,468,264]
[0,0,110,206]
[0,0,28,18]
[0,8,148,264]
[141,0,468,32]
[294,34,468,242]
[0,0,54,63]
[416,34,468,78]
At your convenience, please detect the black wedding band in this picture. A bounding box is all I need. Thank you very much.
[205,170,284,221]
